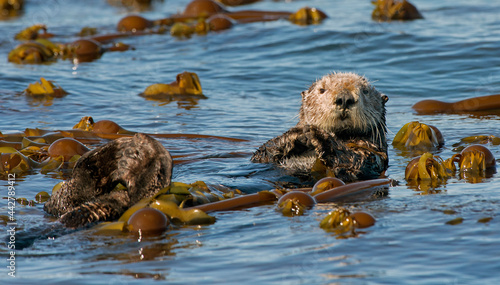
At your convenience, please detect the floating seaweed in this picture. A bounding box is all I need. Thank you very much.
[0,116,248,179]
[289,7,328,26]
[412,94,500,115]
[310,177,345,196]
[405,152,451,182]
[23,77,68,98]
[0,147,37,175]
[216,0,259,6]
[8,40,58,64]
[142,72,203,97]
[320,207,376,238]
[405,152,451,193]
[452,135,500,151]
[405,145,496,190]
[116,0,326,33]
[393,121,444,154]
[14,24,51,41]
[457,145,496,183]
[276,191,316,216]
[0,0,23,19]
[140,72,207,108]
[127,207,170,236]
[9,0,326,65]
[372,0,423,21]
[170,21,206,37]
[9,25,131,64]
[107,0,157,12]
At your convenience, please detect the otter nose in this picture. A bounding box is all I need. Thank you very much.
[335,94,355,109]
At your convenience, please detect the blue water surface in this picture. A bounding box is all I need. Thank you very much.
[1,0,500,284]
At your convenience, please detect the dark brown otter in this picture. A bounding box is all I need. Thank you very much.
[44,133,172,228]
[251,72,389,182]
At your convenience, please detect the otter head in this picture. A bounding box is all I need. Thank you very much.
[298,72,388,145]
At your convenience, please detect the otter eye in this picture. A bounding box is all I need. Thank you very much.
[362,87,370,95]
[319,88,326,94]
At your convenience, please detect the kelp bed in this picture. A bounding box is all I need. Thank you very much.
[1,0,500,284]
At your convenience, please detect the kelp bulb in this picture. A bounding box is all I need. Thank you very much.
[48,138,90,161]
[277,191,316,208]
[127,207,169,235]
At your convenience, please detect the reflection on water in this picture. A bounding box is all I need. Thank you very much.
[142,94,207,110]
[1,0,500,284]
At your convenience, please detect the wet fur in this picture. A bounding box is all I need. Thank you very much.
[44,133,172,228]
[251,72,389,182]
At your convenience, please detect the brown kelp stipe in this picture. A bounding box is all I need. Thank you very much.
[88,131,248,143]
[188,190,278,212]
[116,0,327,32]
[412,94,500,114]
[0,117,248,175]
[187,178,391,213]
[313,178,391,203]
[72,116,248,142]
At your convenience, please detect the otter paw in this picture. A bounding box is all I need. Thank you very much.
[58,202,122,228]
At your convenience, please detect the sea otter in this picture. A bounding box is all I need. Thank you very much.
[44,133,173,228]
[251,72,389,182]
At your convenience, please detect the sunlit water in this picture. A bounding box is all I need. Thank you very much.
[1,0,500,284]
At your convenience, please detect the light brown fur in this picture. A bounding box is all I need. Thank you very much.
[251,72,389,182]
[298,72,388,148]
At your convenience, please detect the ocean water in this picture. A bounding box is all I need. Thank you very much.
[1,0,500,284]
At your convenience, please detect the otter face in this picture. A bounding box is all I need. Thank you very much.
[299,72,388,144]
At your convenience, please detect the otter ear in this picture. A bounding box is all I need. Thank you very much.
[381,94,389,104]
[301,91,306,98]
[307,82,316,94]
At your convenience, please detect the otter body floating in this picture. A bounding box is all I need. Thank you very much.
[43,133,173,228]
[252,72,389,182]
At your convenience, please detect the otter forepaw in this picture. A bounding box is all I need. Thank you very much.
[58,202,123,228]
[301,125,338,158]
